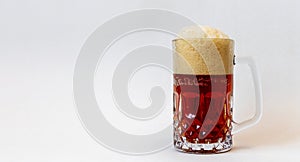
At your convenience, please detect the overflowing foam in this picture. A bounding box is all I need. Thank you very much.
[178,26,229,39]
[173,26,234,75]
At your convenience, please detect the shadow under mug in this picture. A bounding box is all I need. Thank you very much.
[173,38,263,153]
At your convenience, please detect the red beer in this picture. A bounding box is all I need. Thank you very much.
[173,74,233,144]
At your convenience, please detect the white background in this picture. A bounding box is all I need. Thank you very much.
[1,0,300,161]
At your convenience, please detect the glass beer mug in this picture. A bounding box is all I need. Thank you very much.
[173,32,263,153]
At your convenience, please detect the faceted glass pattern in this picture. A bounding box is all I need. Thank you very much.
[173,74,233,153]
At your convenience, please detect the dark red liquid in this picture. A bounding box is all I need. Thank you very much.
[173,74,233,143]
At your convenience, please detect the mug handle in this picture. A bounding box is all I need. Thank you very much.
[232,56,263,134]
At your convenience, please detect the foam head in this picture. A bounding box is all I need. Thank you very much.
[178,26,229,39]
[173,26,234,75]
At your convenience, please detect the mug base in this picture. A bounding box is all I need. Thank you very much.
[174,133,232,154]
